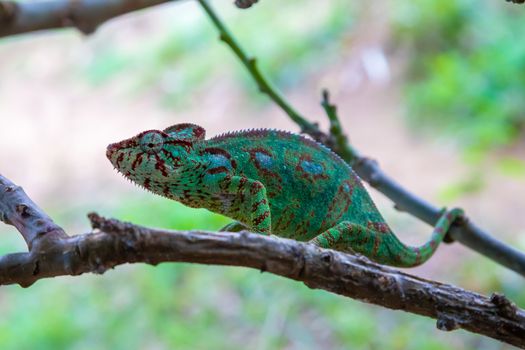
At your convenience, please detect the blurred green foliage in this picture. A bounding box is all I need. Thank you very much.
[84,0,353,108]
[437,172,485,202]
[1,194,515,350]
[497,156,525,178]
[392,0,525,154]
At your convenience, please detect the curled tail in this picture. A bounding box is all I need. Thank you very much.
[378,208,464,267]
[310,208,465,267]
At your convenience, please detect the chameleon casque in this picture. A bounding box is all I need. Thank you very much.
[107,123,463,267]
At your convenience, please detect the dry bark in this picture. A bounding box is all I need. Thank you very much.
[0,0,179,38]
[1,174,524,348]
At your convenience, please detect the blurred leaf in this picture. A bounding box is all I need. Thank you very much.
[393,0,525,154]
[81,0,355,109]
[497,157,525,179]
[437,173,485,202]
[84,51,131,85]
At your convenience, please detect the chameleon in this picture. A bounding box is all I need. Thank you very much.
[106,123,464,267]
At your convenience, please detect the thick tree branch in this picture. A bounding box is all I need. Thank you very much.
[0,173,524,347]
[0,0,180,38]
[0,175,67,249]
[0,0,519,39]
[197,0,525,277]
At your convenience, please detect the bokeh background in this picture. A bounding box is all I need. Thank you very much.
[1,0,524,349]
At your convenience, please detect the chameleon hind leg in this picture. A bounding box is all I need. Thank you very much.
[309,208,464,267]
[219,175,272,235]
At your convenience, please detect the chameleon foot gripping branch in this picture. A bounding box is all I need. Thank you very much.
[107,123,464,267]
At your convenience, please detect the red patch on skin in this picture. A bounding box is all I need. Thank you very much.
[252,198,268,212]
[191,127,205,139]
[352,223,369,247]
[164,123,205,140]
[238,177,247,190]
[324,230,336,245]
[116,153,124,168]
[207,166,230,175]
[326,180,354,222]
[164,139,193,152]
[131,153,144,170]
[249,181,262,195]
[367,222,390,234]
[161,149,180,165]
[154,155,169,177]
[108,137,138,153]
[253,211,270,227]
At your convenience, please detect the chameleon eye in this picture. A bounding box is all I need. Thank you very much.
[139,131,164,154]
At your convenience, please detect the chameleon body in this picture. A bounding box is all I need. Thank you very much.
[107,123,463,267]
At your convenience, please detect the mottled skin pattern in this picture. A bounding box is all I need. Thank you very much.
[107,123,463,267]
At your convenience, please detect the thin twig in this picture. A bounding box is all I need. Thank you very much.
[197,0,319,136]
[0,173,524,347]
[196,0,525,277]
[321,89,359,163]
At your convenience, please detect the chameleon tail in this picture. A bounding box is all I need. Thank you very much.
[310,208,465,267]
[381,208,464,267]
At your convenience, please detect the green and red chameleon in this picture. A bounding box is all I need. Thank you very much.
[107,123,463,267]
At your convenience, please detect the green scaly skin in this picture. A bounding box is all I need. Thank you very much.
[107,123,464,267]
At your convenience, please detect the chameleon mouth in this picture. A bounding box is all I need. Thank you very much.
[106,141,132,172]
[106,143,118,160]
[106,137,138,164]
[106,137,139,158]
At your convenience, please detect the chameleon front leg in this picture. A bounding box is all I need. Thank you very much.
[310,208,464,267]
[218,175,272,235]
[219,221,248,232]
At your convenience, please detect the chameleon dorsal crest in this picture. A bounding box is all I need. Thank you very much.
[163,123,206,142]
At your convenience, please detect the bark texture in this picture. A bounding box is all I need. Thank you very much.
[0,174,524,348]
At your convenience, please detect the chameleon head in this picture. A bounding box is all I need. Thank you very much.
[106,129,193,195]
